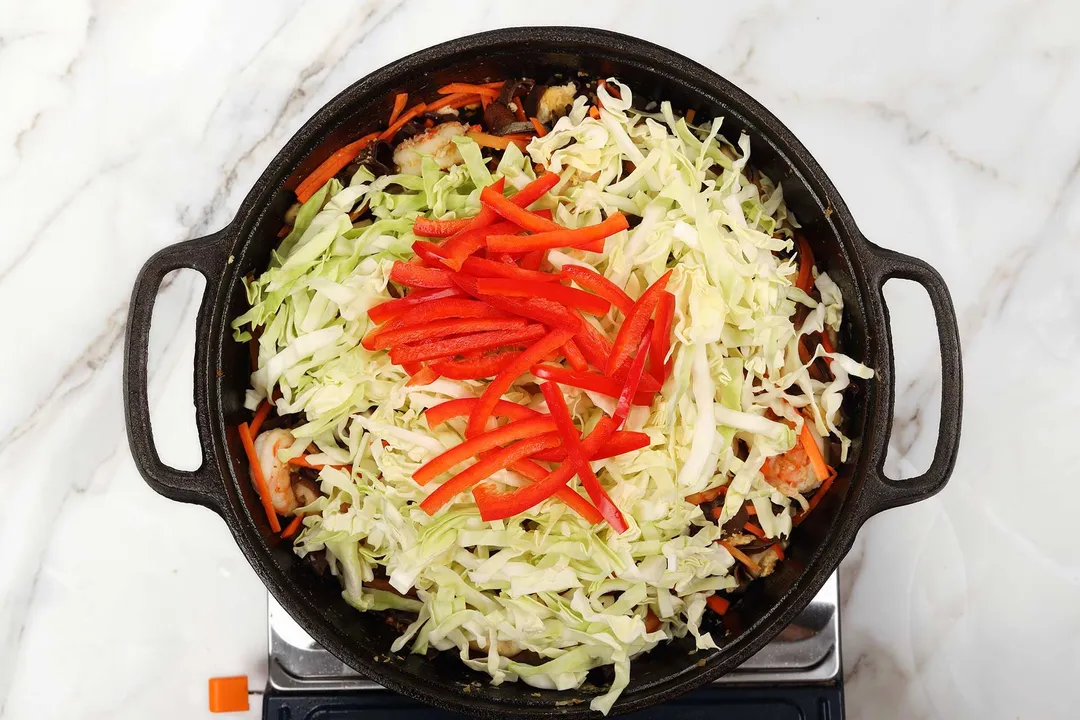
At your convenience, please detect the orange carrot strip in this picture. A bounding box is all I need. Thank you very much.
[719,540,761,574]
[438,83,501,98]
[795,468,837,525]
[706,594,730,615]
[427,93,482,112]
[512,96,526,121]
[295,132,379,203]
[685,485,726,505]
[379,102,428,142]
[529,117,547,137]
[745,504,757,516]
[466,131,532,151]
[685,108,696,125]
[281,515,303,539]
[772,544,785,560]
[795,235,815,293]
[249,400,272,437]
[238,422,281,532]
[589,106,600,119]
[799,422,830,482]
[388,92,408,126]
[743,522,766,539]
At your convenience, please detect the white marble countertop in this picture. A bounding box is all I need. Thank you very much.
[3,1,1078,718]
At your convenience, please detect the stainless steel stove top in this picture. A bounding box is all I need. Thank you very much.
[267,572,840,692]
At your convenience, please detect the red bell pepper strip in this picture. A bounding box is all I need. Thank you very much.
[405,365,439,387]
[389,261,455,289]
[610,356,662,393]
[606,270,672,375]
[412,216,474,237]
[425,398,541,428]
[519,250,546,271]
[411,240,452,268]
[487,213,629,253]
[419,433,561,515]
[389,324,545,364]
[414,416,558,485]
[429,351,522,380]
[577,237,607,253]
[479,184,562,233]
[508,459,603,523]
[562,339,588,372]
[475,277,611,316]
[613,327,652,426]
[560,265,634,316]
[460,256,559,284]
[367,287,465,325]
[473,418,621,522]
[461,172,559,233]
[573,316,615,369]
[466,328,576,437]
[534,382,628,533]
[650,291,676,381]
[369,317,527,351]
[441,220,522,270]
[362,299,510,349]
[530,430,650,462]
[451,274,581,331]
[795,235,815,294]
[530,364,654,406]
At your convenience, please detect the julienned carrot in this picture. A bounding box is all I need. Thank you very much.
[795,235,814,293]
[379,102,428,142]
[685,485,726,505]
[238,422,281,532]
[388,92,408,126]
[486,213,629,253]
[743,522,766,539]
[280,515,303,539]
[685,108,697,125]
[719,540,761,575]
[426,93,483,112]
[466,131,533,151]
[589,106,600,119]
[530,117,548,137]
[795,468,837,526]
[438,82,501,98]
[249,400,272,437]
[772,544,785,560]
[295,132,380,203]
[706,594,730,615]
[413,416,558,485]
[799,422,830,481]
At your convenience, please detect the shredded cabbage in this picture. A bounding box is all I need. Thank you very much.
[233,80,873,714]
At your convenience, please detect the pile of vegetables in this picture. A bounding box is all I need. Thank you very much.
[232,77,873,714]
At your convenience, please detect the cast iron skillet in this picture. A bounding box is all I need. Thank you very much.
[123,27,962,717]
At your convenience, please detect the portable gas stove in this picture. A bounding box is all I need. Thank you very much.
[261,572,842,719]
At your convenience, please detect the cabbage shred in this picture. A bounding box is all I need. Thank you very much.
[232,80,873,714]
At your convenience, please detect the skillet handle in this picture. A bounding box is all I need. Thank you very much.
[853,237,963,521]
[123,229,231,512]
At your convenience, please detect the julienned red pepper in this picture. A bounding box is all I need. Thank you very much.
[389,324,545,364]
[606,270,672,375]
[367,287,465,324]
[411,240,452,268]
[460,256,559,284]
[413,416,558,485]
[573,316,615,369]
[424,398,540,428]
[613,326,652,426]
[530,364,654,406]
[509,458,603,523]
[389,261,455,289]
[475,277,612,316]
[368,317,527,351]
[451,274,581,331]
[404,365,439,386]
[365,298,508,339]
[412,216,474,237]
[560,265,634,316]
[480,184,563,233]
[530,430,651,462]
[419,433,561,514]
[441,220,521,270]
[562,339,588,372]
[429,351,522,380]
[650,291,676,381]
[466,328,576,437]
[486,213,629,253]
[461,172,560,233]
[539,381,627,533]
[519,250,546,271]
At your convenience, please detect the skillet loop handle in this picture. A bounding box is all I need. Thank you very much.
[123,229,230,512]
[856,237,963,521]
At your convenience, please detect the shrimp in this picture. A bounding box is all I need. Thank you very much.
[392,121,467,176]
[252,428,299,516]
[761,423,826,497]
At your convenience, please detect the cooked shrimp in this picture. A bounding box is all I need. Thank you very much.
[537,82,576,124]
[761,423,826,497]
[393,121,467,176]
[253,428,299,515]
